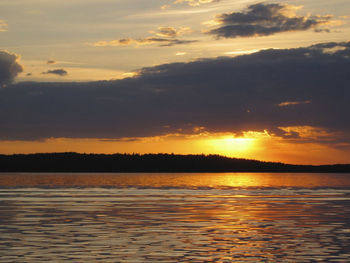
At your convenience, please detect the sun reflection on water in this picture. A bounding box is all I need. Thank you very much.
[1,173,350,189]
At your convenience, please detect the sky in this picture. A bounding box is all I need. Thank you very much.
[1,0,350,164]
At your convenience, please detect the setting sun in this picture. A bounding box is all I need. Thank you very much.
[206,136,256,155]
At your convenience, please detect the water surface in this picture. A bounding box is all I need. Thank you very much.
[1,173,350,262]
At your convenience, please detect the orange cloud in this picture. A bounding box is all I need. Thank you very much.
[150,26,192,38]
[277,100,311,107]
[0,20,7,32]
[278,126,336,141]
[174,0,219,6]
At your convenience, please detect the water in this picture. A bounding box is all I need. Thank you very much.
[1,173,350,262]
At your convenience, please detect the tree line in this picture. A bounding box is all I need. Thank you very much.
[0,153,349,173]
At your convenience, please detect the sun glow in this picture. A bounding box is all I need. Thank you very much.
[210,137,254,151]
[204,135,257,157]
[1,129,349,165]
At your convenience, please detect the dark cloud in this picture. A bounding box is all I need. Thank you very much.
[94,26,196,47]
[0,51,23,86]
[208,3,332,38]
[47,60,56,64]
[139,38,198,47]
[1,41,350,143]
[42,69,68,76]
[94,37,198,47]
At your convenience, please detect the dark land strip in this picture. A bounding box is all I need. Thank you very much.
[0,153,349,173]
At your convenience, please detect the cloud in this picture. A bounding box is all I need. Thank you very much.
[277,100,311,107]
[94,38,197,47]
[278,126,335,141]
[174,0,220,6]
[207,3,333,38]
[176,52,187,56]
[160,5,171,10]
[94,38,133,47]
[150,26,192,38]
[0,20,7,32]
[41,69,68,76]
[0,50,23,86]
[47,60,56,65]
[1,41,350,144]
[93,26,196,47]
[155,27,179,38]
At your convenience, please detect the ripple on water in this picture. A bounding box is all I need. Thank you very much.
[1,173,350,262]
[0,187,350,262]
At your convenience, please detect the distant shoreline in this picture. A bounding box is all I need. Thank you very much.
[0,153,349,173]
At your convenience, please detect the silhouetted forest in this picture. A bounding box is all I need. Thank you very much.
[0,153,349,173]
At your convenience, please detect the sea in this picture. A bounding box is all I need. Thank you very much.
[0,173,350,262]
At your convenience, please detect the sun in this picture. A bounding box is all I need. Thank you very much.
[204,135,256,157]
